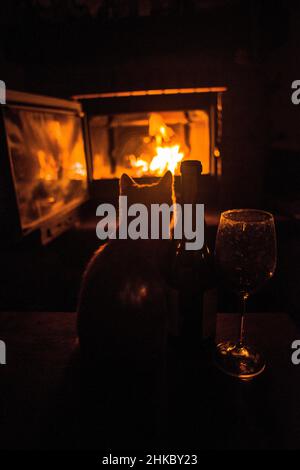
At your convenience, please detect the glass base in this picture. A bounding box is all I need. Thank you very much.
[215,341,265,381]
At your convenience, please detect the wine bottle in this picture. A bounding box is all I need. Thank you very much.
[173,160,217,347]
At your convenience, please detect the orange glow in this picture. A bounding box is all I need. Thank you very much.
[149,145,183,175]
[36,120,87,182]
[67,139,87,179]
[160,126,166,136]
[68,162,87,179]
[129,144,184,176]
[73,86,227,100]
[90,108,212,179]
[37,150,58,181]
[129,155,149,177]
[127,113,184,176]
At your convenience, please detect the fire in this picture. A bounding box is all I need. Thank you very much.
[37,150,58,181]
[91,112,186,178]
[129,155,149,177]
[149,145,183,175]
[128,113,184,176]
[68,162,87,180]
[129,144,184,177]
[148,114,184,175]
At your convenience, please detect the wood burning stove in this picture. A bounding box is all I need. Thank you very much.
[75,87,226,180]
[0,87,226,245]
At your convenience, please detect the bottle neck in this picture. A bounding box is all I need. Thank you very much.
[180,164,204,249]
[180,160,202,205]
[181,170,201,205]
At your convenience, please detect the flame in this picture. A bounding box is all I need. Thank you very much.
[129,155,149,177]
[149,113,174,142]
[68,162,87,180]
[37,122,87,182]
[129,143,184,176]
[160,126,166,136]
[92,112,185,178]
[67,139,87,179]
[128,114,184,176]
[149,114,183,174]
[149,145,183,175]
[37,150,58,181]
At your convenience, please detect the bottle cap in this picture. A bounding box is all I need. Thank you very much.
[180,160,202,174]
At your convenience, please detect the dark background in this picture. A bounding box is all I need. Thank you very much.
[0,0,299,317]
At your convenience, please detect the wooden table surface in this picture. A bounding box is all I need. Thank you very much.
[0,311,299,450]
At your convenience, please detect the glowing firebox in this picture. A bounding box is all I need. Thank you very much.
[90,110,211,179]
[73,86,226,181]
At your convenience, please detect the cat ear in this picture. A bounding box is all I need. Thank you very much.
[120,173,135,193]
[159,170,173,190]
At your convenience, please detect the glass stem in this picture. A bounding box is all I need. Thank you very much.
[238,295,247,346]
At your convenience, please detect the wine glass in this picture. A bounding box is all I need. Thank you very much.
[214,209,277,380]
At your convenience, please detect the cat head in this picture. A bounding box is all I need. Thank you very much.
[120,171,174,208]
